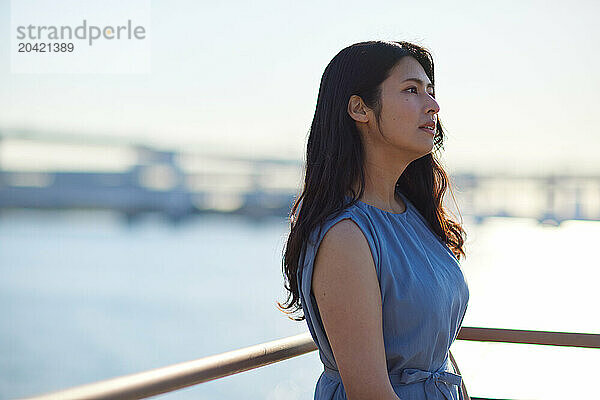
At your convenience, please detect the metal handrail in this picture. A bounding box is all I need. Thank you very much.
[23,327,600,400]
[23,333,316,400]
[458,327,600,348]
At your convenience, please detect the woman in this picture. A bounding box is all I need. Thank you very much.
[279,41,469,400]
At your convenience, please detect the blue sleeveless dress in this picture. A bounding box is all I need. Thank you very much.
[297,191,469,400]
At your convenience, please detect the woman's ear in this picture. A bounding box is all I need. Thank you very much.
[347,95,370,123]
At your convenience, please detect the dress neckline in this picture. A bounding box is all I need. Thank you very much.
[344,191,411,217]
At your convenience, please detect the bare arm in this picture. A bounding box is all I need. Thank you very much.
[312,219,400,400]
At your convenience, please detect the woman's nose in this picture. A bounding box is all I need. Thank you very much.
[427,96,440,114]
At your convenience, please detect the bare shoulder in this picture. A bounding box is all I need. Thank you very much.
[312,218,374,287]
[312,219,378,305]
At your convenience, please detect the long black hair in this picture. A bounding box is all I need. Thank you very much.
[279,40,466,321]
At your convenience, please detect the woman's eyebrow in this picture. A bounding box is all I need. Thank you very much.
[402,78,434,89]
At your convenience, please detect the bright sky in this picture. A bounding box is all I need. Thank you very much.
[0,0,598,174]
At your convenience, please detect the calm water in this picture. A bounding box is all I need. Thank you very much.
[0,210,598,399]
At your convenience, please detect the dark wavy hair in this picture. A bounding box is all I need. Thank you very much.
[278,40,466,321]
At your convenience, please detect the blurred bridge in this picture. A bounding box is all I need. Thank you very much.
[0,129,599,224]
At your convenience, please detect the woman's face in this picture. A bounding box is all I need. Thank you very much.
[369,56,440,157]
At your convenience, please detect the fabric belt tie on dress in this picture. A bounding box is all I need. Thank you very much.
[323,365,462,400]
[390,367,462,400]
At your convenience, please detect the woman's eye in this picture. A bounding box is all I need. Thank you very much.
[406,87,435,98]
